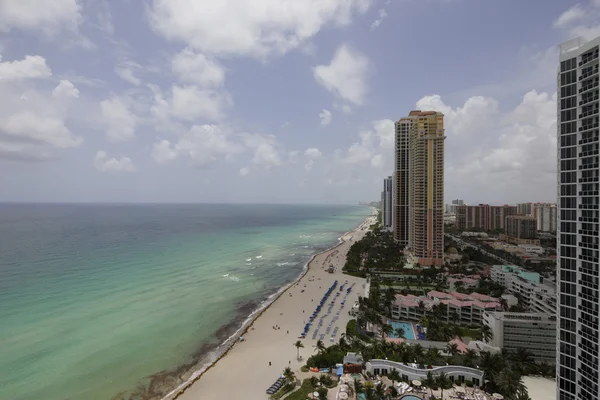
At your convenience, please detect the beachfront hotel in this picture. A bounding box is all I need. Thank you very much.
[557,35,600,400]
[391,290,501,325]
[393,111,446,266]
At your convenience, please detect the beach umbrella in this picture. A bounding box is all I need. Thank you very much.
[338,392,348,399]
[412,380,422,387]
[313,391,319,398]
[492,394,504,400]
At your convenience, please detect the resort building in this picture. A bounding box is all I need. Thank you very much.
[455,204,519,231]
[490,265,556,315]
[483,312,556,363]
[446,273,480,291]
[393,111,445,266]
[365,359,484,387]
[557,35,600,400]
[381,176,393,228]
[392,290,501,325]
[500,215,540,245]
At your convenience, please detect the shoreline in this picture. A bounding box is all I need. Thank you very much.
[161,213,374,400]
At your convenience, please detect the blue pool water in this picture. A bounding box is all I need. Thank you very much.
[358,394,366,400]
[388,321,415,339]
[399,396,421,400]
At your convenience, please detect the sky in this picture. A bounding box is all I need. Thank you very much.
[0,0,599,205]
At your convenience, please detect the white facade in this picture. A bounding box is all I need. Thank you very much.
[557,36,600,400]
[535,203,557,232]
[365,359,484,386]
[490,265,556,315]
[483,312,556,363]
[518,244,544,254]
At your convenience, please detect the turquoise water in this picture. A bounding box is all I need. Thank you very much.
[388,321,416,340]
[399,396,421,400]
[0,204,371,400]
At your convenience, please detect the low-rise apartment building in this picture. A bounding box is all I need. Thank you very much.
[392,290,502,325]
[483,312,556,362]
[490,265,556,315]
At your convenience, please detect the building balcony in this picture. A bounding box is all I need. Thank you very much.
[579,123,599,132]
[579,83,599,94]
[580,95,599,106]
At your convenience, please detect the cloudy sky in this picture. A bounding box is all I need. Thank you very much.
[0,0,598,204]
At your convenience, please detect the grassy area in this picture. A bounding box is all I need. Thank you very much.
[284,379,317,400]
[270,383,295,399]
[460,326,481,339]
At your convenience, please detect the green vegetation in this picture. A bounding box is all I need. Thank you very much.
[343,228,405,276]
[282,379,317,400]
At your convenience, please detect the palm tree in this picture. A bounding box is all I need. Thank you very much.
[496,367,527,399]
[412,343,425,363]
[534,361,554,378]
[387,369,401,387]
[479,351,502,390]
[354,378,364,395]
[313,340,326,353]
[282,367,295,385]
[436,371,452,400]
[462,348,477,367]
[374,382,386,399]
[445,343,459,358]
[500,297,508,311]
[380,323,393,339]
[426,347,441,365]
[423,371,436,397]
[317,387,328,399]
[513,391,532,400]
[319,374,329,386]
[393,327,405,339]
[513,348,535,374]
[293,340,304,360]
[480,324,493,342]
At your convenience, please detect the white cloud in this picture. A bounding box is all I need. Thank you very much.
[0,55,52,81]
[148,0,372,58]
[304,148,322,158]
[94,150,135,173]
[100,96,137,141]
[417,90,557,202]
[319,109,332,125]
[416,94,499,137]
[305,159,315,172]
[370,8,388,30]
[0,0,82,36]
[115,62,142,86]
[170,124,244,166]
[553,0,600,41]
[553,4,586,28]
[171,85,232,121]
[239,167,249,176]
[0,111,82,149]
[313,44,369,108]
[242,133,282,167]
[52,80,79,98]
[171,48,225,87]
[152,139,178,164]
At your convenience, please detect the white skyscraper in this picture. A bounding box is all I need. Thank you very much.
[557,36,600,400]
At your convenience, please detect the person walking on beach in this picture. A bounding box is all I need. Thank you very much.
[269,361,271,366]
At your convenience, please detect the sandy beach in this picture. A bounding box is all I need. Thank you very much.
[171,215,375,400]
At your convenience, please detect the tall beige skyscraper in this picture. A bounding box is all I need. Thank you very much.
[393,110,445,266]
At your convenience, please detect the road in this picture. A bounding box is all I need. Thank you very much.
[445,233,515,266]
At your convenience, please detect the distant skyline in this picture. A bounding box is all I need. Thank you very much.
[0,0,598,204]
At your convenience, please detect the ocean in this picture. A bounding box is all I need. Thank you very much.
[0,203,370,400]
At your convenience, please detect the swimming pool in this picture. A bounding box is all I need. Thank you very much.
[388,321,416,340]
[399,395,421,400]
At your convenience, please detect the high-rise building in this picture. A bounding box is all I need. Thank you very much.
[381,176,393,228]
[501,215,540,245]
[534,203,557,232]
[393,118,411,246]
[517,202,535,216]
[455,204,518,231]
[557,36,600,400]
[393,110,445,266]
